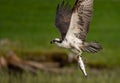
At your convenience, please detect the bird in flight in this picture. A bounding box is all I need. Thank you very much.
[50,0,102,77]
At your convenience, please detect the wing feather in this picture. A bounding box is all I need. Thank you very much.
[55,1,72,40]
[66,0,93,41]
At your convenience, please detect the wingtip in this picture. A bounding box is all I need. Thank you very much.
[61,0,65,6]
[56,0,64,10]
[57,4,59,9]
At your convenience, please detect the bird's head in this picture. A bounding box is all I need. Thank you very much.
[50,38,62,44]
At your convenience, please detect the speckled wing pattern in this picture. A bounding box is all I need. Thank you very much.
[66,0,93,41]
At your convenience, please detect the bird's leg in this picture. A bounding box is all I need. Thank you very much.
[77,52,88,78]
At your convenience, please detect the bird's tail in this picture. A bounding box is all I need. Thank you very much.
[81,42,102,53]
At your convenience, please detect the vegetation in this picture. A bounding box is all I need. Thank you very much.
[0,68,120,83]
[0,0,120,83]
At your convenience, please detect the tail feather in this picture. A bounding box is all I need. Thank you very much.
[81,42,102,53]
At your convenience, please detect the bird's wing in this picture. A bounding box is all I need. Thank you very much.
[55,1,72,40]
[66,0,93,41]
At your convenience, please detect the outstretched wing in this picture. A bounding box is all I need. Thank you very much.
[55,1,72,40]
[66,0,93,41]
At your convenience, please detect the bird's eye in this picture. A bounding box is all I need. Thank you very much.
[53,40,56,42]
[50,40,56,44]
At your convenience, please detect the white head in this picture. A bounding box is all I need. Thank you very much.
[50,37,70,48]
[50,38,62,44]
[50,38,63,46]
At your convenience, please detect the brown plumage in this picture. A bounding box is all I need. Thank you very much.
[51,0,102,77]
[55,1,72,40]
[68,0,93,41]
[55,0,93,41]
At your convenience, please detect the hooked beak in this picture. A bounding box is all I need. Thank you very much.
[50,40,54,44]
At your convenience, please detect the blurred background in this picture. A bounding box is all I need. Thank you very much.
[0,0,120,83]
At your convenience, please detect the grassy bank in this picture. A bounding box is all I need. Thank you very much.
[0,68,120,83]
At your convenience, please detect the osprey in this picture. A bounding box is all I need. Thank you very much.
[50,0,102,77]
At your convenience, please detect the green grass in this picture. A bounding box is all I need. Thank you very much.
[0,68,120,83]
[0,0,120,82]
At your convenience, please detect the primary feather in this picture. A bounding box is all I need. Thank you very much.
[55,1,72,40]
[66,0,93,41]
